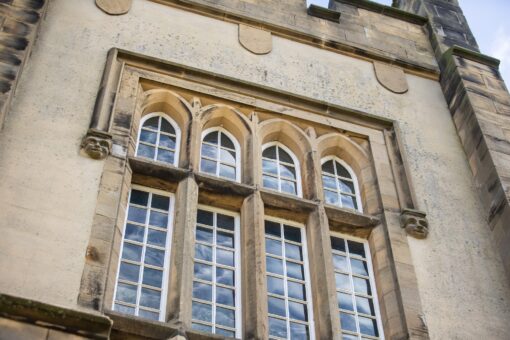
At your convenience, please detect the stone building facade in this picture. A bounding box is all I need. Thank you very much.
[0,0,509,339]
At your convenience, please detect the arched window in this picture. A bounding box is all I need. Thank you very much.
[136,114,180,166]
[262,143,301,197]
[321,157,362,212]
[200,128,241,182]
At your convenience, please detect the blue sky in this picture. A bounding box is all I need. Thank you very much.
[308,0,510,86]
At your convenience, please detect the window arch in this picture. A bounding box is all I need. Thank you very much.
[321,157,362,212]
[261,142,302,197]
[200,127,241,182]
[136,113,180,166]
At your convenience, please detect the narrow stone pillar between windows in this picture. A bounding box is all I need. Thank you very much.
[186,116,201,170]
[306,206,341,340]
[166,176,199,329]
[241,192,268,339]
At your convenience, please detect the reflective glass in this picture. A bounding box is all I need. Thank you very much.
[197,210,214,226]
[160,119,175,134]
[143,117,159,129]
[200,159,217,175]
[192,301,212,322]
[286,261,304,280]
[149,210,168,228]
[194,263,213,282]
[140,288,161,309]
[359,316,378,337]
[339,180,355,194]
[335,273,351,292]
[114,303,135,315]
[338,292,354,311]
[140,130,157,144]
[116,283,137,304]
[217,249,234,267]
[119,262,140,282]
[144,247,165,267]
[217,214,235,231]
[336,162,351,178]
[263,175,278,190]
[193,282,213,301]
[287,281,306,301]
[219,164,236,180]
[216,307,235,328]
[192,323,212,333]
[159,134,176,149]
[125,224,144,242]
[130,190,149,206]
[217,231,234,248]
[203,131,218,144]
[262,146,277,159]
[325,190,339,205]
[285,243,302,261]
[216,286,235,306]
[139,309,159,321]
[201,143,217,159]
[220,148,236,164]
[268,296,286,317]
[147,229,166,247]
[322,175,337,190]
[284,226,301,243]
[340,312,357,332]
[356,296,375,316]
[195,244,213,262]
[265,221,281,237]
[350,259,369,276]
[216,328,235,337]
[331,237,346,252]
[333,254,348,272]
[263,159,278,175]
[220,133,235,150]
[288,301,307,321]
[137,144,155,159]
[353,277,371,295]
[143,267,163,288]
[216,267,234,286]
[128,206,147,224]
[267,276,285,296]
[269,317,287,338]
[122,243,142,262]
[322,160,335,174]
[278,148,293,163]
[157,149,174,163]
[290,322,309,339]
[347,240,366,258]
[281,180,296,195]
[266,238,282,256]
[266,256,284,275]
[341,194,356,210]
[151,195,169,211]
[279,164,296,179]
[196,226,214,244]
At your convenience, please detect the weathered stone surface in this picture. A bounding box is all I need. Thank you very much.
[374,61,409,94]
[400,208,428,239]
[238,24,272,55]
[96,0,132,15]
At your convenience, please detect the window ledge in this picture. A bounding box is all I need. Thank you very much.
[128,156,190,183]
[195,172,255,197]
[260,188,317,223]
[325,204,380,237]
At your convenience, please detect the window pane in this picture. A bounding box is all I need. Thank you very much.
[130,190,149,206]
[143,117,159,130]
[220,133,235,150]
[285,242,302,261]
[281,180,296,195]
[144,247,165,267]
[194,263,213,282]
[331,236,346,252]
[340,312,357,332]
[286,261,304,280]
[151,195,170,211]
[219,164,236,180]
[122,243,142,262]
[359,316,379,337]
[290,322,309,339]
[192,301,212,322]
[220,148,236,164]
[119,262,140,282]
[143,267,163,288]
[216,306,235,328]
[192,323,212,333]
[196,226,214,244]
[217,214,235,231]
[125,224,144,242]
[269,317,287,338]
[287,281,306,301]
[216,328,235,337]
[322,160,335,174]
[197,210,214,226]
[217,249,234,267]
[263,175,278,190]
[137,144,155,159]
[267,276,285,296]
[193,281,212,301]
[288,301,307,321]
[278,147,293,163]
[149,211,168,228]
[335,273,351,292]
[266,256,284,275]
[350,259,369,277]
[114,303,135,315]
[338,292,354,311]
[356,296,375,316]
[339,180,355,195]
[195,244,213,262]
[147,229,166,247]
[200,159,217,175]
[201,143,217,159]
[347,240,366,258]
[265,220,281,237]
[116,283,137,304]
[140,288,161,309]
[325,190,339,205]
[159,134,176,150]
[353,277,371,295]
[322,174,337,190]
[262,146,277,159]
[341,195,357,210]
[139,309,159,321]
[279,164,296,180]
[268,296,286,317]
[284,225,301,243]
[157,149,174,164]
[216,267,234,286]
[160,119,175,134]
[336,162,351,178]
[217,231,234,248]
[128,206,147,224]
[333,254,348,272]
[262,159,278,175]
[216,286,235,306]
[266,238,282,256]
[342,335,358,340]
[203,131,218,144]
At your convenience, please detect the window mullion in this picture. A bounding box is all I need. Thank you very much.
[212,212,218,332]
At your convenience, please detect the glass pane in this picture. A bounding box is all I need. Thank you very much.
[220,148,236,164]
[143,117,159,130]
[157,149,174,164]
[197,210,214,226]
[216,328,235,337]
[290,322,309,340]
[281,180,297,195]
[285,243,302,261]
[287,281,306,301]
[263,175,278,190]
[265,220,281,237]
[339,180,355,195]
[325,190,339,205]
[322,160,335,174]
[267,276,285,296]
[347,240,366,258]
[149,211,168,228]
[192,301,212,322]
[342,334,358,340]
[340,312,357,332]
[151,195,169,211]
[125,224,144,242]
[195,244,213,262]
[147,229,166,247]
[262,146,277,159]
[196,226,214,244]
[279,164,296,179]
[159,134,176,150]
[269,317,287,338]
[350,259,369,276]
[160,119,175,134]
[139,309,159,321]
[119,262,140,282]
[262,159,278,175]
[217,231,234,248]
[127,206,147,224]
[217,249,234,267]
[359,316,379,337]
[335,273,351,292]
[356,296,375,316]
[216,267,234,286]
[114,303,135,315]
[137,144,155,159]
[219,164,236,180]
[288,301,308,321]
[336,161,351,178]
[268,296,286,317]
[143,267,163,288]
[353,277,371,295]
[203,131,218,144]
[193,281,212,301]
[266,238,282,256]
[200,159,217,175]
[278,147,293,163]
[192,323,212,333]
[331,236,346,252]
[284,225,301,243]
[216,286,235,306]
[322,174,337,190]
[341,195,357,210]
[217,214,235,231]
[140,288,161,309]
[333,254,348,272]
[286,261,304,280]
[144,247,165,267]
[266,256,284,275]
[220,132,235,150]
[130,190,149,206]
[216,306,235,328]
[122,243,142,262]
[115,283,137,304]
[194,263,213,282]
[338,292,354,311]
[201,143,217,159]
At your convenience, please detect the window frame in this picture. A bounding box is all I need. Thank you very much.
[261,142,303,198]
[135,112,181,167]
[264,215,315,340]
[199,127,242,182]
[191,204,243,338]
[112,184,175,322]
[321,156,363,213]
[330,231,384,340]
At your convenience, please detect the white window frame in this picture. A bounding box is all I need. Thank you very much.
[191,204,243,338]
[135,112,181,167]
[199,127,242,182]
[320,156,363,213]
[112,184,175,322]
[264,216,315,340]
[261,142,303,198]
[330,231,384,339]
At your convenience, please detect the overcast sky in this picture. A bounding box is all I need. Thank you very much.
[308,0,510,86]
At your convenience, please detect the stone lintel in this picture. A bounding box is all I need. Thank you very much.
[307,4,341,23]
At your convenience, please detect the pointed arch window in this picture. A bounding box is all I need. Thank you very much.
[136,113,180,166]
[262,143,302,197]
[321,157,362,212]
[200,128,241,182]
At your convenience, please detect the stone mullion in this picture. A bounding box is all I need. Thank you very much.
[166,176,198,328]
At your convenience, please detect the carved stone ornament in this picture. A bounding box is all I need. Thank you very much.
[96,0,132,15]
[239,24,272,55]
[400,208,429,239]
[373,61,409,94]
[81,129,112,160]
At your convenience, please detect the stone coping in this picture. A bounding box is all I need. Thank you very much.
[442,45,501,68]
[338,0,428,24]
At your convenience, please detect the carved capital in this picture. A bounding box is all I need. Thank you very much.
[400,208,428,239]
[81,129,112,160]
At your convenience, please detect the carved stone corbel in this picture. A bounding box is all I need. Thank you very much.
[81,129,112,160]
[400,208,429,239]
[96,0,132,15]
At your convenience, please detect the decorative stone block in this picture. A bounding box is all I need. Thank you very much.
[81,128,112,160]
[96,0,132,15]
[400,208,429,239]
[238,24,272,55]
[373,62,409,94]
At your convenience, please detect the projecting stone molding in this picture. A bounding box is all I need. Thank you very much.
[373,62,409,94]
[96,0,132,15]
[238,24,272,55]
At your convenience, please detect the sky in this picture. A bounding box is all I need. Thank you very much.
[307,0,510,86]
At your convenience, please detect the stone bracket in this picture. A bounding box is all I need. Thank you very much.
[307,4,341,23]
[81,128,112,160]
[238,24,272,55]
[374,62,409,94]
[400,208,429,239]
[96,0,132,15]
